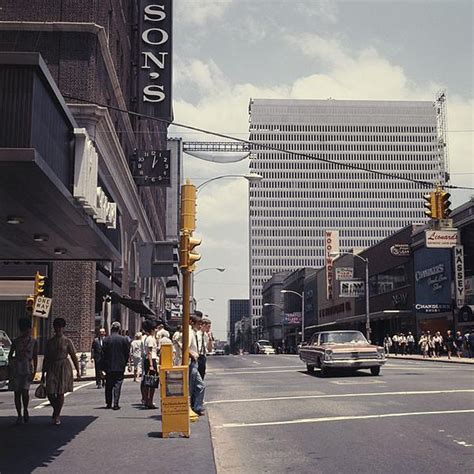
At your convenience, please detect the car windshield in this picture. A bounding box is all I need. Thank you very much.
[258,340,271,346]
[319,332,367,344]
[0,334,12,350]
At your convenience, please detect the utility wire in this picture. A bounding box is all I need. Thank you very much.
[63,94,474,191]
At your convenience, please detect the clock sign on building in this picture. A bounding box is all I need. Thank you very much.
[134,150,171,186]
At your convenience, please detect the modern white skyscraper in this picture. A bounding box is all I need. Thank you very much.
[248,98,445,325]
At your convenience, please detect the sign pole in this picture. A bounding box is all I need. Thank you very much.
[365,258,370,342]
[181,268,190,366]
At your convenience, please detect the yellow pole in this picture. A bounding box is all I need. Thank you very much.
[182,269,190,366]
[32,316,39,339]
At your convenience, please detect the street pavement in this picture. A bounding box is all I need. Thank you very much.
[1,355,473,474]
[205,354,474,474]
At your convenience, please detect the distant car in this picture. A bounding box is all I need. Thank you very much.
[254,340,276,355]
[0,330,12,388]
[214,348,225,356]
[299,330,386,376]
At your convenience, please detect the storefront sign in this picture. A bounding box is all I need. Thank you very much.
[340,280,365,298]
[73,129,117,229]
[134,149,171,186]
[283,312,302,325]
[454,245,465,308]
[414,247,452,313]
[425,229,458,248]
[390,244,411,257]
[336,267,353,280]
[325,230,339,299]
[138,0,173,120]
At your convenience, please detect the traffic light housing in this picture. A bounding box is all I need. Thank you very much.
[180,182,197,232]
[179,232,202,272]
[25,295,35,313]
[423,191,438,220]
[437,190,451,218]
[34,272,46,298]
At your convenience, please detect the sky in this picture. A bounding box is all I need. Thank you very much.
[170,0,474,341]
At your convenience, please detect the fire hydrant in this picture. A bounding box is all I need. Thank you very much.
[79,353,88,376]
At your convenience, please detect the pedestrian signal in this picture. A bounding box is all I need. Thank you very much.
[423,191,438,220]
[26,295,35,313]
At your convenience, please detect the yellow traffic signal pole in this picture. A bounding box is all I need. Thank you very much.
[181,232,191,366]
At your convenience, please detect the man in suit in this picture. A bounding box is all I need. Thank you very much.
[102,321,131,410]
[91,327,106,388]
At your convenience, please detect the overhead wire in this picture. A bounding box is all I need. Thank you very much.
[63,94,474,191]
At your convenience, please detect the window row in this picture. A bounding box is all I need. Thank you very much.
[249,133,436,143]
[250,124,436,134]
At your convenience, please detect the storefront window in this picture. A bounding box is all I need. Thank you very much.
[369,265,408,296]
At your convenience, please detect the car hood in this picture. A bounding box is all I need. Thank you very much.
[323,343,379,352]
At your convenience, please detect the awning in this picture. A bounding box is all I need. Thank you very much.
[120,297,155,316]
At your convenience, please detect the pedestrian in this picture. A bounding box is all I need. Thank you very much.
[399,333,407,355]
[8,318,38,424]
[419,333,429,358]
[172,325,183,366]
[141,319,159,409]
[42,318,81,425]
[129,332,143,382]
[468,330,474,358]
[427,331,434,357]
[392,333,399,355]
[102,321,130,410]
[197,317,214,380]
[383,334,392,356]
[445,330,455,359]
[455,331,464,358]
[189,315,205,416]
[406,332,415,355]
[91,327,106,389]
[433,331,443,357]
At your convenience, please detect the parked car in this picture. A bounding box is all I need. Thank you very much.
[299,330,386,376]
[214,348,226,356]
[0,330,12,388]
[254,340,276,355]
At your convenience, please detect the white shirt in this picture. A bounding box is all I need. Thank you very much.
[197,330,210,355]
[143,335,158,360]
[189,326,199,356]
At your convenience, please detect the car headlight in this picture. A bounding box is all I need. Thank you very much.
[324,350,333,361]
[377,348,385,359]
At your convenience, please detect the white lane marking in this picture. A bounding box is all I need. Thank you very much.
[33,381,95,409]
[206,389,474,405]
[208,365,302,373]
[252,361,262,365]
[331,380,386,385]
[218,409,474,429]
[384,366,474,371]
[210,369,302,376]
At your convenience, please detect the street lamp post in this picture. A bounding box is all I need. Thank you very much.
[280,290,305,344]
[263,302,285,351]
[194,267,225,277]
[196,173,262,193]
[331,251,370,342]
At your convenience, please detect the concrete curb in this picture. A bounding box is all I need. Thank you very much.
[387,355,474,365]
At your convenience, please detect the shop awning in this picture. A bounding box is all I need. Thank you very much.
[119,297,155,316]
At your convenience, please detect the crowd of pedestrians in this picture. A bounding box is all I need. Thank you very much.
[383,329,474,359]
[7,312,214,425]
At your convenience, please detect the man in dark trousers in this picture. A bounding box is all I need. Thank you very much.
[91,327,106,388]
[102,321,130,410]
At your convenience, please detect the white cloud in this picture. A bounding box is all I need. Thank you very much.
[175,0,233,26]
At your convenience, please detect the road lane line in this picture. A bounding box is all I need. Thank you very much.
[210,369,302,376]
[33,381,95,409]
[208,365,302,372]
[252,361,262,365]
[217,409,474,429]
[206,389,474,405]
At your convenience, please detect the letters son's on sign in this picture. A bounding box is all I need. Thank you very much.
[139,1,173,120]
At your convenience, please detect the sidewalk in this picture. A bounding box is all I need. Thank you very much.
[388,354,474,365]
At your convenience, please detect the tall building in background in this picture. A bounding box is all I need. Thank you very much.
[248,98,445,327]
[228,299,249,350]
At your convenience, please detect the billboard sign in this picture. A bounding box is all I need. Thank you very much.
[340,280,365,298]
[325,230,339,300]
[425,229,458,248]
[336,267,353,280]
[414,247,452,313]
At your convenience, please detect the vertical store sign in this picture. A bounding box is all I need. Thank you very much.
[325,230,339,300]
[138,0,173,120]
[454,245,465,308]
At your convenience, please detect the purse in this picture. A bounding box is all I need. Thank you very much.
[35,381,47,399]
[143,373,159,388]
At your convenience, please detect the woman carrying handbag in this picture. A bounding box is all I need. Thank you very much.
[141,319,159,409]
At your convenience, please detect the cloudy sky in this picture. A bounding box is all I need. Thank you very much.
[169,0,473,340]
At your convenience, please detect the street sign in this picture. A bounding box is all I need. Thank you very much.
[425,229,458,248]
[340,280,365,298]
[33,296,52,318]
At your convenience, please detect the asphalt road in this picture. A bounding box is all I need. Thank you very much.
[205,355,474,474]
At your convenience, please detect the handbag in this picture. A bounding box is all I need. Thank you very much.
[35,381,47,399]
[143,372,159,388]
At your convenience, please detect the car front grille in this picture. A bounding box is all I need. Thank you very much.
[332,352,379,360]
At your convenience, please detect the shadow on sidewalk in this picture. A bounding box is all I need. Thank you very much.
[0,415,97,473]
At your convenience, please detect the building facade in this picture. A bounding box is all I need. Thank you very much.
[248,98,445,330]
[228,299,250,352]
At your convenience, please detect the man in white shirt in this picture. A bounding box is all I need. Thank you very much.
[197,317,214,380]
[189,315,205,415]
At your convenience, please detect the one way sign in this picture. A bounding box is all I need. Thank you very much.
[33,296,52,319]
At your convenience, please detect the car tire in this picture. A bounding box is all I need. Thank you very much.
[370,366,381,376]
[320,366,330,377]
[306,364,314,373]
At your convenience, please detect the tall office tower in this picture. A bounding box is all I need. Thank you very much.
[248,98,445,326]
[228,299,250,348]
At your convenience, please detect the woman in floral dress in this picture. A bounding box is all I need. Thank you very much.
[42,318,80,425]
[8,318,38,424]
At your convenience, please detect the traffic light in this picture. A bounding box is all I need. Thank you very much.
[34,272,46,298]
[180,181,197,232]
[437,189,451,218]
[25,295,35,313]
[179,232,202,272]
[423,191,438,220]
